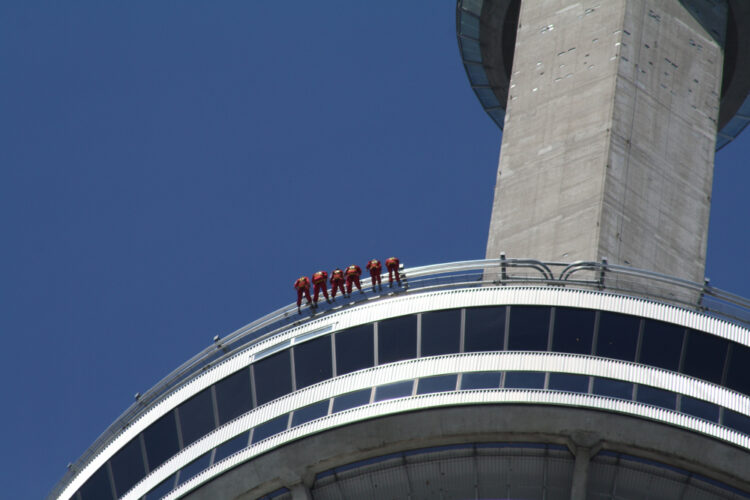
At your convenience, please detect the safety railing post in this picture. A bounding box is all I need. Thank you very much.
[598,258,608,290]
[500,252,508,285]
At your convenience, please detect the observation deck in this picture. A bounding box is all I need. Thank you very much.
[50,259,750,500]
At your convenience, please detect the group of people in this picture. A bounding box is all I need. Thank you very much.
[293,257,402,313]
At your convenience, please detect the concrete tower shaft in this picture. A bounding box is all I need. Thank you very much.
[485,0,724,284]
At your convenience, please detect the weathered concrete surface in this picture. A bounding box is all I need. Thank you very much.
[184,405,750,500]
[485,0,722,285]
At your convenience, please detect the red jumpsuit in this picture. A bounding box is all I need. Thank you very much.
[345,264,363,294]
[366,259,382,290]
[294,276,312,309]
[312,270,330,304]
[385,257,401,286]
[330,268,346,298]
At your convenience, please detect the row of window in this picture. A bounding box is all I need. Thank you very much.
[75,305,750,499]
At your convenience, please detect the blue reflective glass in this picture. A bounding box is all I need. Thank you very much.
[252,414,289,443]
[110,436,146,496]
[681,396,719,422]
[475,87,500,108]
[213,432,249,464]
[417,374,458,394]
[258,487,291,500]
[636,385,676,410]
[374,380,414,402]
[78,465,114,500]
[548,373,589,393]
[553,308,595,355]
[461,38,482,63]
[215,368,252,425]
[462,0,483,16]
[504,371,545,389]
[178,387,216,447]
[726,343,750,396]
[596,312,640,362]
[487,108,506,127]
[724,410,750,435]
[508,306,550,351]
[593,378,633,400]
[378,315,417,364]
[466,63,490,85]
[143,410,180,472]
[332,389,371,413]
[720,116,749,137]
[254,349,293,406]
[460,14,480,39]
[461,372,501,390]
[177,451,211,486]
[639,320,684,371]
[144,473,176,500]
[294,335,332,389]
[335,325,374,375]
[291,400,329,427]
[421,309,461,357]
[465,306,505,352]
[682,330,727,384]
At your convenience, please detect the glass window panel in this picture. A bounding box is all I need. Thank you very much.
[681,330,727,384]
[332,389,371,413]
[460,14,480,39]
[726,343,750,395]
[110,436,146,496]
[548,373,589,393]
[488,108,506,127]
[252,414,289,443]
[178,387,216,447]
[378,315,417,364]
[508,306,550,351]
[466,63,490,86]
[291,400,329,427]
[639,320,684,371]
[374,380,414,402]
[254,349,292,406]
[294,335,333,389]
[724,410,750,435]
[417,374,458,394]
[475,87,500,108]
[596,312,640,361]
[460,38,482,63]
[421,309,461,357]
[504,371,545,389]
[465,307,505,352]
[145,473,176,500]
[177,451,211,486]
[143,410,180,471]
[681,396,719,422]
[552,308,595,355]
[462,0,483,16]
[78,465,114,500]
[593,378,633,400]
[335,325,374,375]
[213,432,249,464]
[215,368,252,425]
[636,385,676,410]
[460,372,502,390]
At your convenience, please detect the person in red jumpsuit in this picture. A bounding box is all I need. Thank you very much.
[330,268,346,299]
[366,258,383,292]
[385,256,401,287]
[312,270,332,306]
[345,264,364,295]
[294,276,313,314]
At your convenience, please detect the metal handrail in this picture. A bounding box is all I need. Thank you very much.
[48,257,750,499]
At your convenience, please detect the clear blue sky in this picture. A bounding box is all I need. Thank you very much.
[1,2,748,499]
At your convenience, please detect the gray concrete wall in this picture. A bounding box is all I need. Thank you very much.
[485,0,722,285]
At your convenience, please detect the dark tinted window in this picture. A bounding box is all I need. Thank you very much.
[254,350,292,406]
[465,306,505,352]
[417,374,458,394]
[374,380,414,401]
[177,451,211,486]
[639,320,684,371]
[552,308,595,355]
[726,343,750,395]
[593,378,633,400]
[596,312,640,361]
[178,388,216,447]
[145,474,176,500]
[421,309,461,356]
[378,315,417,364]
[143,410,180,471]
[724,410,750,435]
[461,372,502,390]
[291,400,329,426]
[548,373,589,393]
[215,368,252,425]
[504,371,545,389]
[681,396,719,422]
[335,325,374,375]
[636,385,676,410]
[213,432,249,464]
[332,389,371,413]
[78,464,113,500]
[294,335,332,389]
[681,330,727,384]
[252,414,289,443]
[508,306,550,351]
[110,437,146,496]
